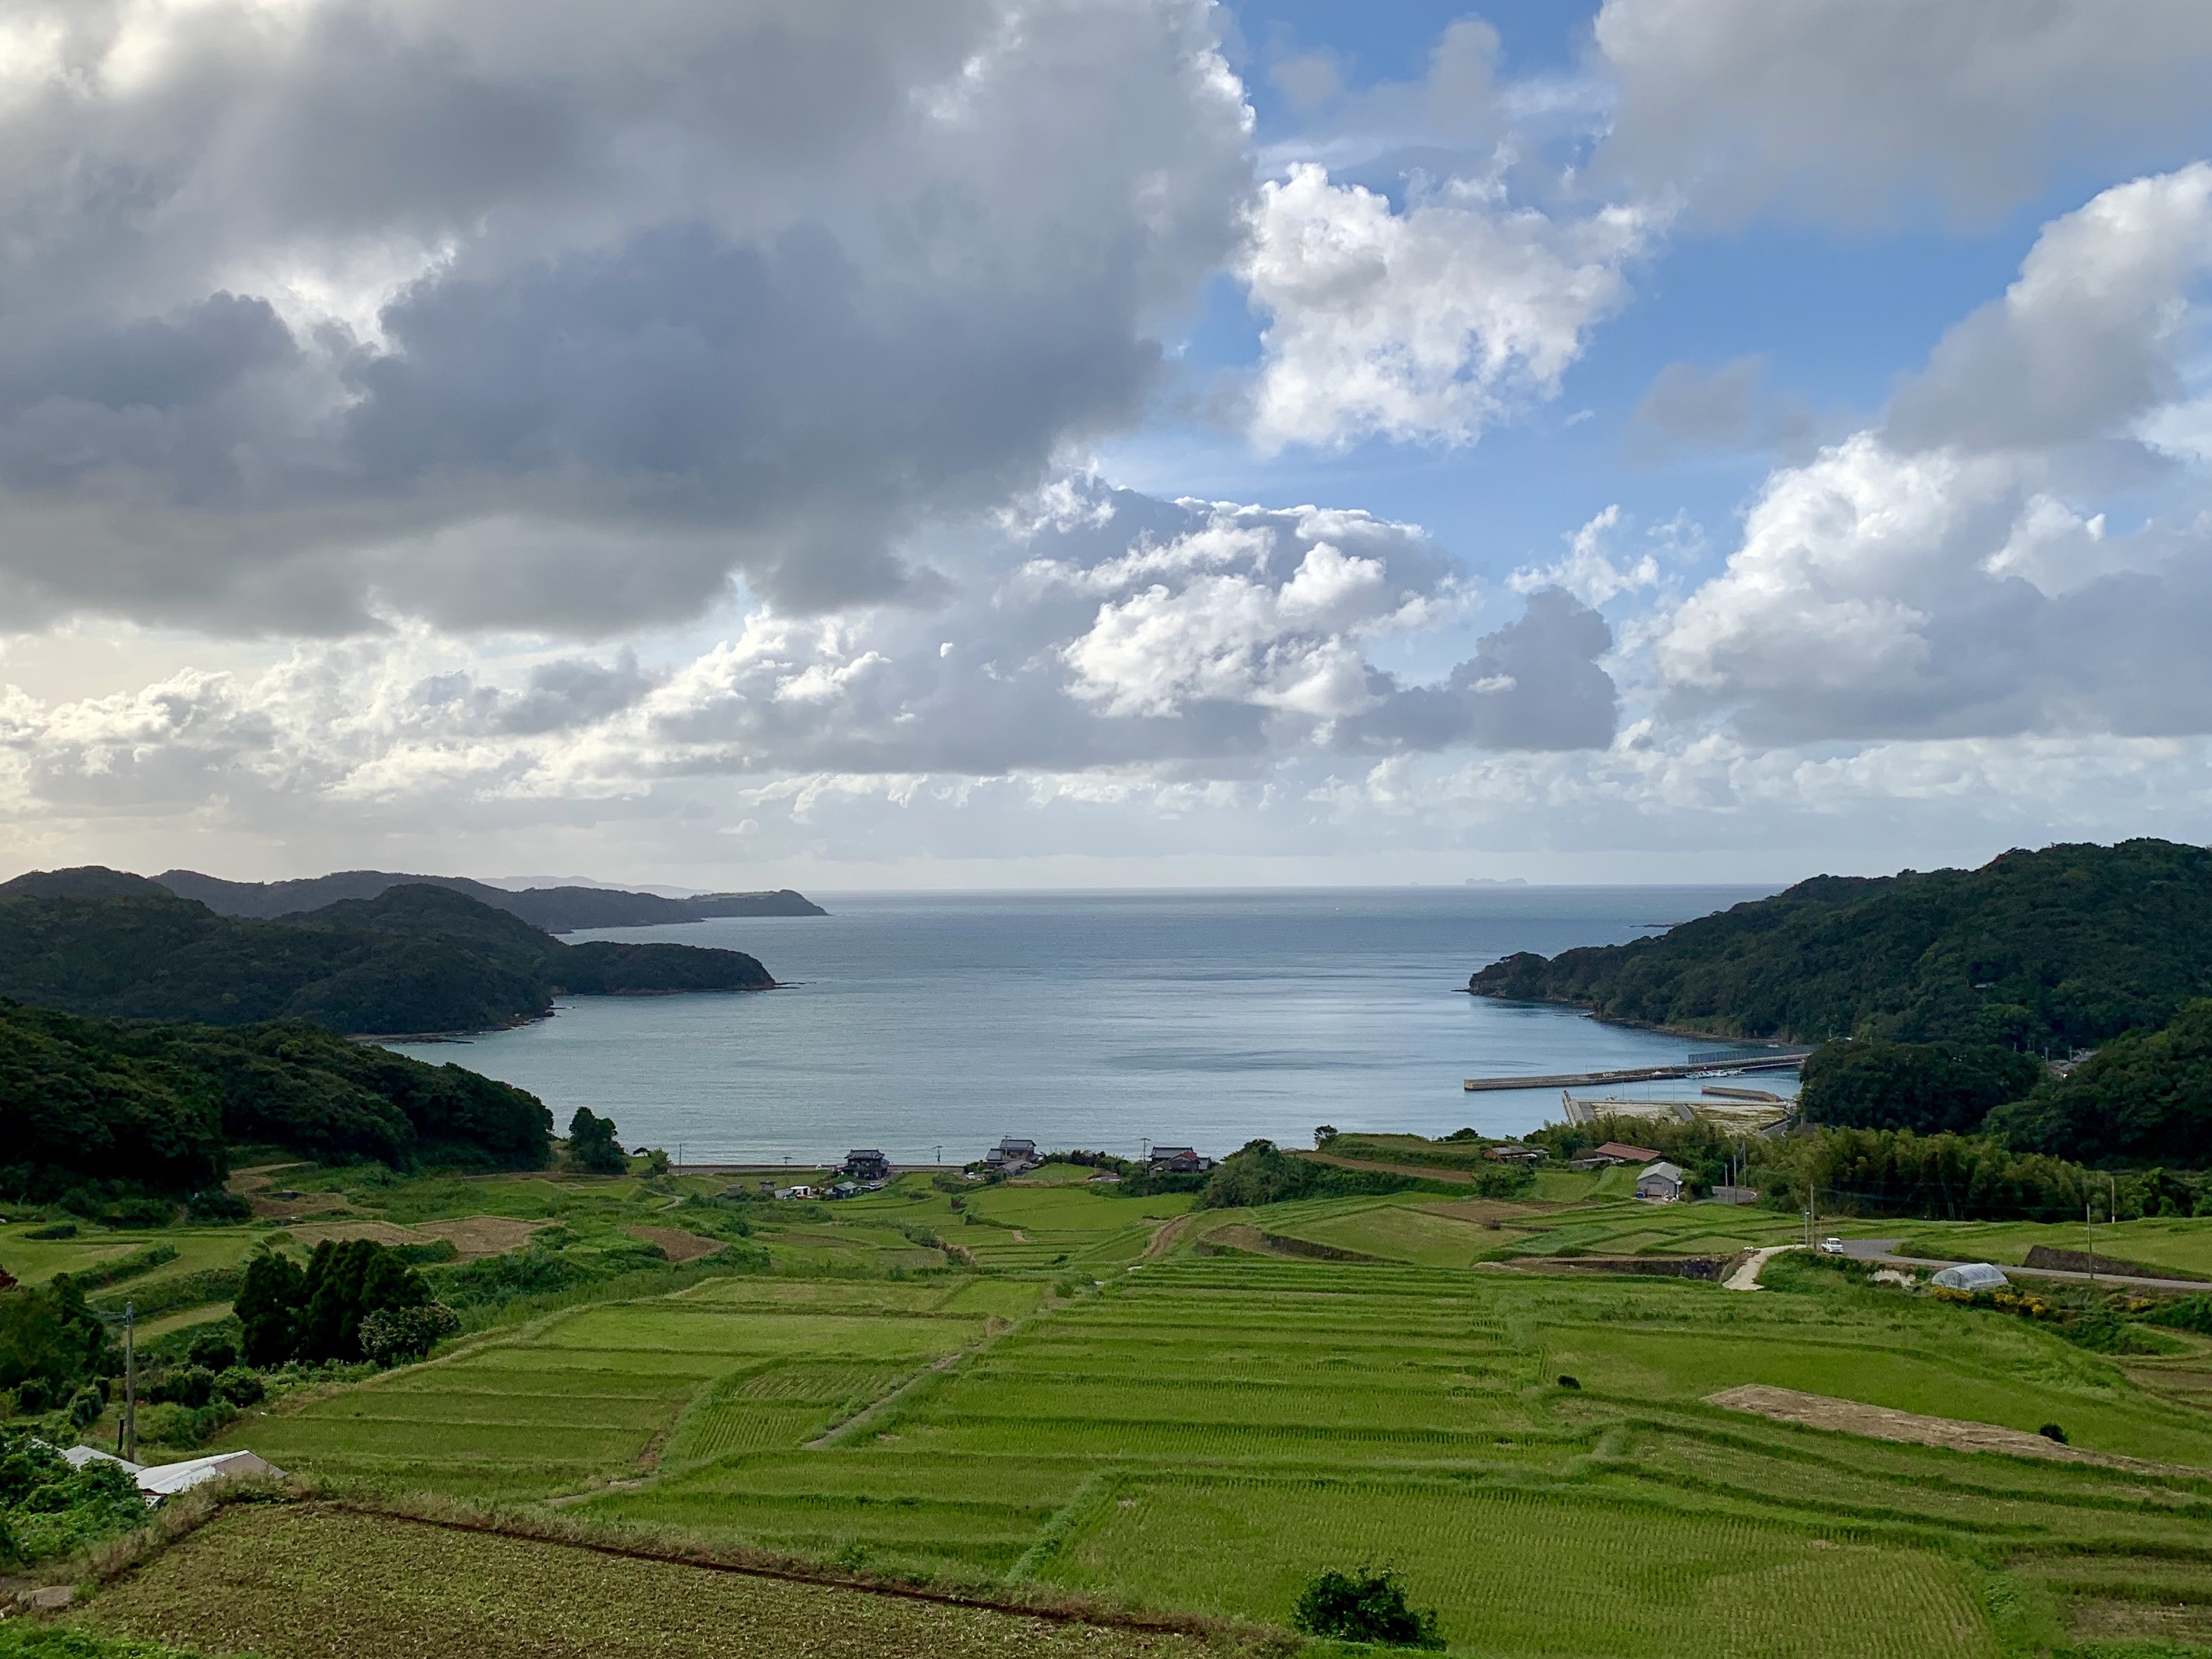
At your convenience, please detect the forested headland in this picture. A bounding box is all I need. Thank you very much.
[0,870,775,1037]
[0,998,552,1196]
[1472,840,2212,1174]
[1468,839,2212,1050]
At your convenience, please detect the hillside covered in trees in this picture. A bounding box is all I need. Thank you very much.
[1468,839,2212,1049]
[0,1000,552,1193]
[0,871,774,1036]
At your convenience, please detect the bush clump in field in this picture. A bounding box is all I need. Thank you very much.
[0,1276,114,1405]
[1199,1140,1421,1208]
[0,1427,149,1566]
[1292,1566,1444,1650]
[565,1107,628,1175]
[237,1237,453,1367]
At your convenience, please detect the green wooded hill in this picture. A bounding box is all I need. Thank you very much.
[0,871,774,1037]
[1468,839,2212,1047]
[0,1000,552,1189]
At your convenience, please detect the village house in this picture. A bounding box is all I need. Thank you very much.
[1591,1142,1665,1165]
[841,1149,891,1182]
[984,1137,1038,1174]
[1482,1142,1546,1164]
[1634,1161,1686,1202]
[1148,1146,1214,1175]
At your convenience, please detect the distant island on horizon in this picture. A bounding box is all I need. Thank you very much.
[153,867,827,932]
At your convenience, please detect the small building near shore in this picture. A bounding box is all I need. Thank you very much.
[1149,1146,1214,1175]
[985,1137,1039,1174]
[1483,1142,1546,1165]
[1592,1142,1665,1165]
[842,1149,891,1182]
[1634,1161,1686,1202]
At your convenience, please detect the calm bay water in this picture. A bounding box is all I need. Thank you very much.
[388,886,1785,1166]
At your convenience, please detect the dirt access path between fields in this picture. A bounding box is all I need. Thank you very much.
[1709,1383,2207,1476]
[1722,1245,1799,1291]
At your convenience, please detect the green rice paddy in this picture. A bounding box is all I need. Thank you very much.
[46,1166,2212,1656]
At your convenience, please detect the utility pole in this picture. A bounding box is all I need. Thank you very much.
[2085,1201,2096,1284]
[123,1301,137,1464]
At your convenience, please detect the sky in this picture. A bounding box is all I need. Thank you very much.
[7,0,2212,890]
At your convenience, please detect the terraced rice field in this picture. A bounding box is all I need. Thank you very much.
[226,1281,990,1499]
[187,1187,2212,1655]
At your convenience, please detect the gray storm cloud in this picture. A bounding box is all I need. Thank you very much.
[0,0,1250,634]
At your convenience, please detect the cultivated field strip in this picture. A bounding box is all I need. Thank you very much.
[202,1193,2212,1651]
[1047,1472,2000,1659]
[84,1504,1218,1659]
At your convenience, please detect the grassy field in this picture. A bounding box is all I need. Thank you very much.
[33,1163,2212,1657]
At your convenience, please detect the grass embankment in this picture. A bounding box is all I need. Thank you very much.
[34,1161,2212,1656]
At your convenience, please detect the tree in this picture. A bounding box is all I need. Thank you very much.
[238,1239,435,1367]
[567,1108,627,1175]
[235,1251,306,1367]
[1291,1568,1444,1650]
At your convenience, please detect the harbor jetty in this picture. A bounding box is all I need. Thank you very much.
[1463,1052,1807,1092]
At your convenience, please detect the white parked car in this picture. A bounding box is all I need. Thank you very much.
[1819,1236,1846,1255]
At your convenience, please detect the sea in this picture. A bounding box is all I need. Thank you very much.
[385,886,1790,1168]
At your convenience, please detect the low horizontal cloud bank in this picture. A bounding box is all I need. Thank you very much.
[0,480,1621,834]
[1655,163,2212,743]
[0,0,1250,633]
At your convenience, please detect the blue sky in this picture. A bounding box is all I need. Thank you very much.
[4,1,2212,888]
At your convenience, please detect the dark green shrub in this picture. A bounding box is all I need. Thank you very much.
[0,1279,110,1397]
[186,1331,238,1373]
[356,1301,460,1366]
[1200,1141,1420,1209]
[2149,1293,2212,1335]
[2040,1423,2068,1444]
[148,1366,214,1408]
[1291,1567,1444,1650]
[212,1366,264,1407]
[65,1383,104,1428]
[0,1428,149,1565]
[186,1189,252,1223]
[25,1224,75,1241]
